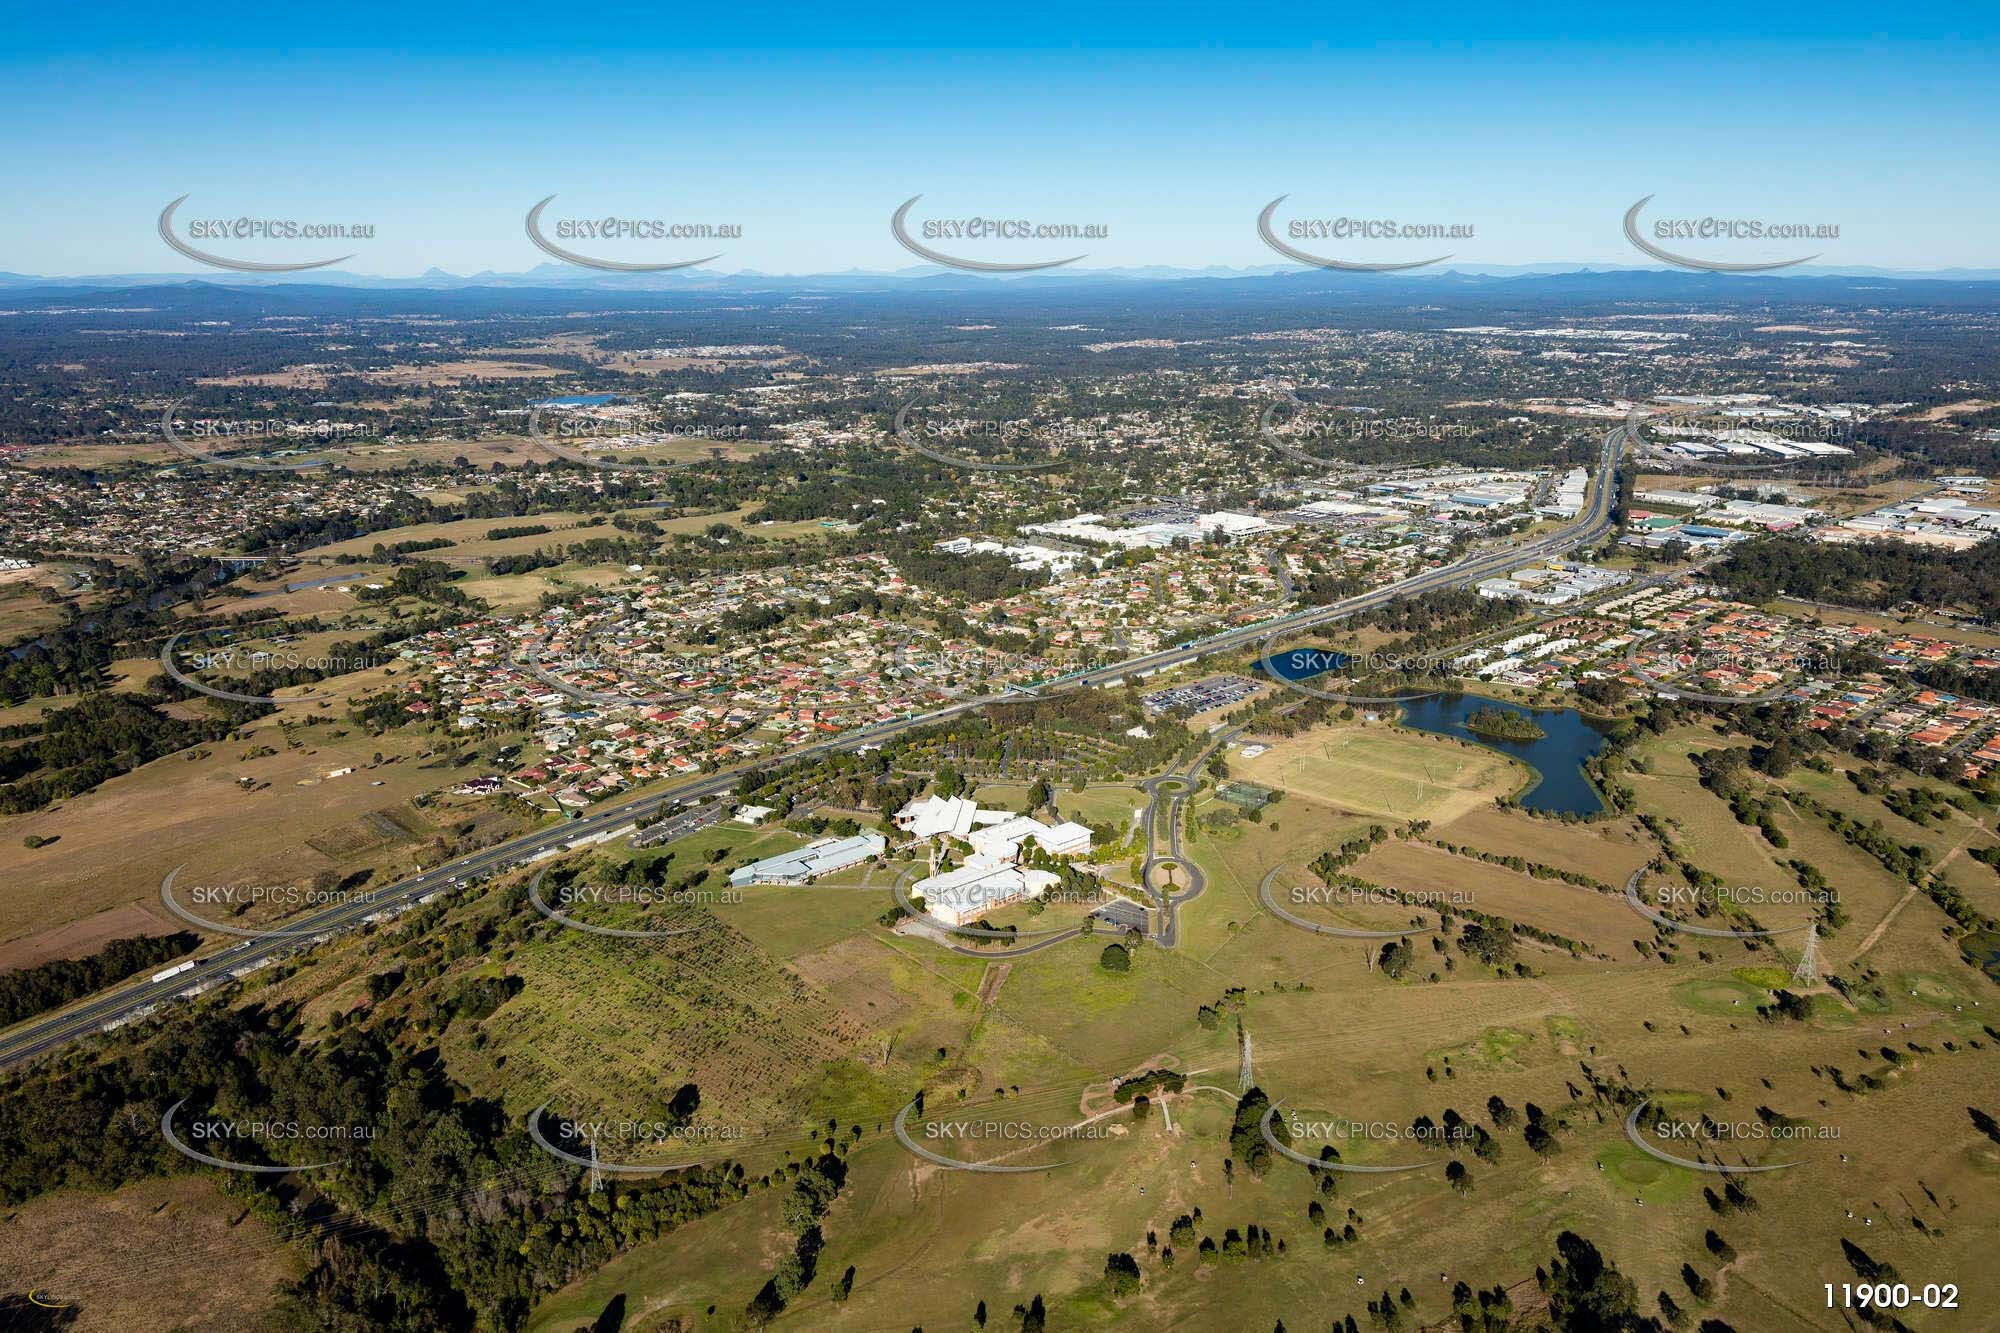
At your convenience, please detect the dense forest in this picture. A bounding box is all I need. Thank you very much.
[0,988,746,1329]
[1713,535,2000,615]
[0,692,236,813]
[0,931,198,1026]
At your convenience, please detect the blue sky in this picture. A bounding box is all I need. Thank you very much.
[5,2,1995,276]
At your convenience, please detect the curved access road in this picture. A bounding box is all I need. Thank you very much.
[1139,725,1246,948]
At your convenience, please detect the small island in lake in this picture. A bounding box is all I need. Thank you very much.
[1466,706,1546,742]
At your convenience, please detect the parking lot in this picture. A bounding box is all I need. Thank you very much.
[1141,673,1262,716]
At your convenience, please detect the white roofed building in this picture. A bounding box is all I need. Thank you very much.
[1035,820,1094,857]
[894,797,1091,862]
[894,794,1011,840]
[965,814,1095,863]
[914,861,1061,927]
[729,833,886,887]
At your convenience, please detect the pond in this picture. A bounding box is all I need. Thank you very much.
[1961,929,2000,985]
[1252,645,1348,681]
[1394,692,1614,817]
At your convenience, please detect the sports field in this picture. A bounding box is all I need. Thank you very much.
[1234,722,1523,823]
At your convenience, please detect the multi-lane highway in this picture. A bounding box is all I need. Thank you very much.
[0,696,992,1069]
[0,422,1626,1070]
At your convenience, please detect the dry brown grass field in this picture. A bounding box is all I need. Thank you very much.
[0,694,474,953]
[1436,804,1654,885]
[1348,839,1646,961]
[0,1174,296,1330]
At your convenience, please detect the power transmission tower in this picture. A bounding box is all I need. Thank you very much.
[1237,1018,1254,1092]
[1791,922,1820,987]
[587,1126,604,1195]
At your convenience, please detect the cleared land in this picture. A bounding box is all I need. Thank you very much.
[1347,839,1644,961]
[0,700,493,950]
[0,1174,296,1331]
[1436,805,1653,885]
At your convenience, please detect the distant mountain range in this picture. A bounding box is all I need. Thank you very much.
[3,260,1999,291]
